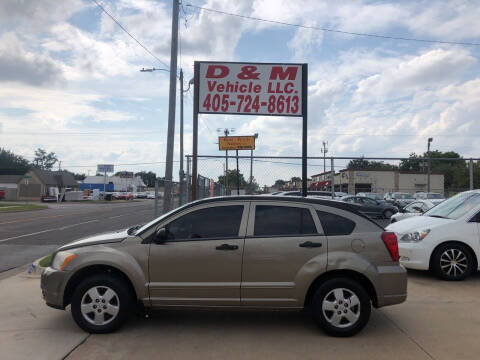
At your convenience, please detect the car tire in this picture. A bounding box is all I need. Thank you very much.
[431,243,475,281]
[383,210,394,219]
[311,278,371,337]
[71,274,133,333]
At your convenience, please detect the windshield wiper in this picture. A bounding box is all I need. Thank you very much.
[127,225,142,235]
[428,214,446,218]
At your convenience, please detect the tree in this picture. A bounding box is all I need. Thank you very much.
[32,148,58,170]
[0,148,30,174]
[273,179,286,187]
[218,169,247,188]
[135,171,157,187]
[245,177,260,194]
[290,176,301,182]
[347,158,397,170]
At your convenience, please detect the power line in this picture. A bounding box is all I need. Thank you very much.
[90,0,170,69]
[185,3,480,47]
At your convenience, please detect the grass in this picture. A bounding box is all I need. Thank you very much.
[0,202,48,213]
[39,254,52,267]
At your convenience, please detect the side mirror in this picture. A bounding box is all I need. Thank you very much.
[153,227,168,244]
[412,206,423,213]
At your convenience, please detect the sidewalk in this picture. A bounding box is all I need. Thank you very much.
[0,270,88,360]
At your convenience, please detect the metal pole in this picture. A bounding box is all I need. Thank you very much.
[179,68,184,205]
[331,158,335,199]
[301,64,308,197]
[163,0,179,212]
[192,62,199,201]
[470,158,474,190]
[250,148,253,184]
[103,170,106,199]
[236,149,240,196]
[186,155,191,202]
[427,137,432,193]
[154,179,159,217]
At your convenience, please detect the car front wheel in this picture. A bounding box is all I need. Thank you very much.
[431,243,474,281]
[71,274,133,333]
[311,278,371,337]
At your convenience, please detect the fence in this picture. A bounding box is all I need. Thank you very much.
[182,155,480,202]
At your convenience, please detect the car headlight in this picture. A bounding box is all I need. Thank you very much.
[399,229,430,243]
[51,251,77,270]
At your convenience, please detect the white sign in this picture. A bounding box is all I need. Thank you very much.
[198,62,303,116]
[97,164,114,173]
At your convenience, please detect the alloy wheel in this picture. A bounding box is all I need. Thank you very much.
[80,286,120,326]
[440,248,468,278]
[322,288,361,328]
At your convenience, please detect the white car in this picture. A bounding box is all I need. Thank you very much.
[386,190,480,280]
[414,192,445,205]
[390,200,435,223]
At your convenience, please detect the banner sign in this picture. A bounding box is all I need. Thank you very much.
[198,62,303,116]
[97,164,114,173]
[218,136,256,151]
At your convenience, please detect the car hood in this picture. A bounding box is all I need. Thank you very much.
[386,215,452,233]
[57,229,130,251]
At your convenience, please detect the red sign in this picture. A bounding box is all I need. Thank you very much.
[198,62,303,116]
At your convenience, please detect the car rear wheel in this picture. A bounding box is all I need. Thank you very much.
[431,243,474,281]
[311,278,371,337]
[383,210,393,219]
[71,274,133,333]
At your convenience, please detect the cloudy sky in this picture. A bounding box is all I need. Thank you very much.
[1,0,480,185]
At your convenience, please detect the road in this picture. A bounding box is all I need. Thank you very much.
[0,200,159,272]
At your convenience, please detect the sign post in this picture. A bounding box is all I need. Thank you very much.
[97,164,114,199]
[192,61,307,199]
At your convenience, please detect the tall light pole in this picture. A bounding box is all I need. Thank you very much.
[250,133,259,184]
[321,141,328,184]
[163,0,179,213]
[427,137,433,193]
[179,68,184,205]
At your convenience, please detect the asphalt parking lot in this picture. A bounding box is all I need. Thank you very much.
[2,268,480,360]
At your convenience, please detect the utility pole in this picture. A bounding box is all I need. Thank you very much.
[321,141,328,186]
[250,133,259,184]
[217,128,234,194]
[179,68,184,205]
[163,0,179,213]
[427,137,433,193]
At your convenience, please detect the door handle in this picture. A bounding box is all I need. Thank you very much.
[216,244,239,250]
[299,241,322,248]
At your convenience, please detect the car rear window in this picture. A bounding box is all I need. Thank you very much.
[316,210,356,236]
[254,205,317,236]
[166,205,244,240]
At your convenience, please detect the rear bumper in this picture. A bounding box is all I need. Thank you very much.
[41,267,70,310]
[375,265,407,307]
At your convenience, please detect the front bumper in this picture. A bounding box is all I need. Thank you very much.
[398,242,430,270]
[41,267,70,310]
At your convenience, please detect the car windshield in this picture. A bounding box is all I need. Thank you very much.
[365,193,382,200]
[427,193,444,199]
[424,193,480,220]
[393,193,413,199]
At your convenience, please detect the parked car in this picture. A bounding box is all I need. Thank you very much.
[387,190,480,280]
[0,189,5,200]
[341,195,398,219]
[134,192,147,199]
[113,192,134,200]
[390,200,435,223]
[41,196,406,337]
[414,192,445,204]
[357,192,384,201]
[384,192,415,209]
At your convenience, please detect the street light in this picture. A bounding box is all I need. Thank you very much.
[427,137,433,192]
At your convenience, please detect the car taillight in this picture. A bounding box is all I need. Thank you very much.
[381,231,399,262]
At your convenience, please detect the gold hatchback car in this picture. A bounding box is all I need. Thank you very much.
[41,196,407,337]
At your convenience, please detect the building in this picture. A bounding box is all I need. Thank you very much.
[310,169,444,195]
[1,169,79,201]
[82,174,146,192]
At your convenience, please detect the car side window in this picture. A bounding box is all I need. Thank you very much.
[469,211,480,223]
[363,198,376,205]
[316,211,356,236]
[254,205,317,236]
[165,205,244,241]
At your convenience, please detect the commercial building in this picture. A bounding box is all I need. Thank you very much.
[310,169,444,195]
[82,173,146,192]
